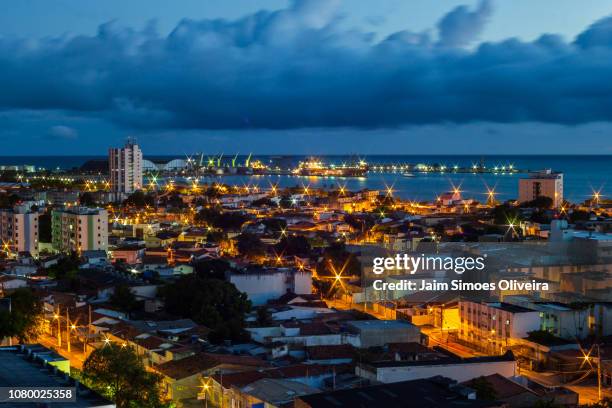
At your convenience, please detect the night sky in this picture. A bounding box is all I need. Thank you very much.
[1,0,612,155]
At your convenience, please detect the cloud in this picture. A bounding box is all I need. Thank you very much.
[437,0,492,47]
[48,125,78,139]
[0,0,612,131]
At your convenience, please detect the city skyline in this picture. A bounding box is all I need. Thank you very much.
[1,0,612,154]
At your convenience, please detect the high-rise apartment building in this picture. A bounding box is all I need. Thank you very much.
[518,170,563,208]
[0,203,39,256]
[51,207,108,253]
[109,139,143,194]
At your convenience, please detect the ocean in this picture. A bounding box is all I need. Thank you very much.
[0,155,609,203]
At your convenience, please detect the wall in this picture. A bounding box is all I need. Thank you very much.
[358,360,516,384]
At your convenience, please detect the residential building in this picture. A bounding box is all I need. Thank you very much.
[459,301,540,355]
[0,203,39,256]
[356,352,517,385]
[345,320,422,348]
[518,170,563,208]
[229,268,312,305]
[0,345,115,407]
[109,139,143,194]
[461,374,578,408]
[51,207,108,253]
[153,352,268,404]
[504,297,590,340]
[296,376,505,408]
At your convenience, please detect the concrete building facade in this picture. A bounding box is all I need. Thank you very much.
[518,170,563,208]
[0,203,39,256]
[51,207,108,253]
[109,139,143,194]
[459,301,540,355]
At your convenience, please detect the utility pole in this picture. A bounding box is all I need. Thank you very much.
[597,344,602,402]
[56,305,61,348]
[66,308,70,353]
[85,304,92,353]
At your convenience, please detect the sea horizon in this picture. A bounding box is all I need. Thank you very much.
[1,154,609,203]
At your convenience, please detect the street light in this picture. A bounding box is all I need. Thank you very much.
[580,344,603,402]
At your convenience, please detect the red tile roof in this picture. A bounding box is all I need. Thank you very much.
[212,364,352,388]
[155,352,268,380]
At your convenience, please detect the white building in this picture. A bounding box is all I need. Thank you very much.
[518,170,563,208]
[229,268,312,305]
[459,301,541,355]
[0,203,39,256]
[109,139,143,194]
[51,207,108,253]
[356,353,516,384]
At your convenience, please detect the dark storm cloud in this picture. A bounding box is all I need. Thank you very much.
[1,0,612,130]
[437,0,492,47]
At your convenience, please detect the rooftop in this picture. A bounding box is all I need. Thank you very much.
[0,346,114,407]
[361,351,515,369]
[154,352,268,380]
[346,319,417,331]
[486,302,535,314]
[297,376,500,408]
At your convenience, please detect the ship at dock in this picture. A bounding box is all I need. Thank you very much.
[293,158,368,177]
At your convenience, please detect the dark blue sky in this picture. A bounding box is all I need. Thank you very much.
[1,0,612,155]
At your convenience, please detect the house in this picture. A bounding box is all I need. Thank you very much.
[111,246,145,265]
[345,320,422,348]
[233,378,320,408]
[356,352,517,384]
[145,231,179,249]
[229,268,312,306]
[153,352,268,403]
[462,374,539,407]
[206,364,351,408]
[296,376,504,408]
[0,275,28,293]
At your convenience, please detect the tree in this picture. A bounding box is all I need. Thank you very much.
[466,376,497,400]
[46,253,80,281]
[520,196,553,209]
[533,399,564,408]
[0,193,19,209]
[584,397,612,408]
[123,191,155,208]
[251,197,275,207]
[83,345,167,408]
[79,192,97,207]
[256,306,273,326]
[110,285,139,315]
[491,203,522,226]
[569,209,591,223]
[235,233,266,259]
[261,218,287,233]
[1,288,44,343]
[159,276,251,344]
[193,259,231,280]
[275,235,311,256]
[196,208,249,231]
[317,242,361,277]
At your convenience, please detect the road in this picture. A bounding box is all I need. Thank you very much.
[566,382,612,405]
[325,298,390,320]
[38,331,87,370]
[425,330,484,358]
[326,297,611,405]
[519,366,611,405]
